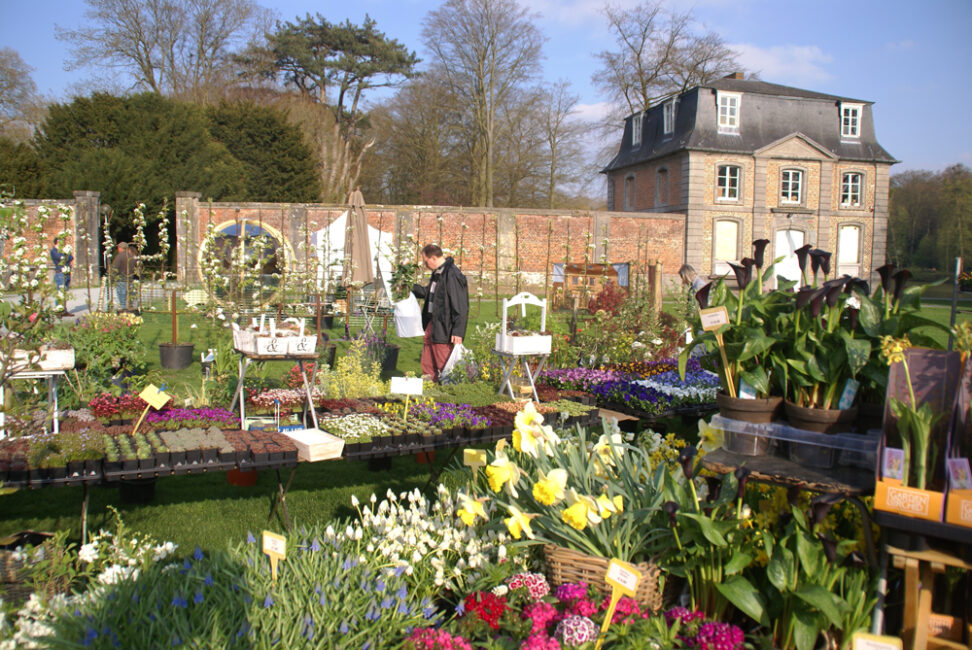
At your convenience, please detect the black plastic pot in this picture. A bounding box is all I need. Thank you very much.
[159,343,195,370]
[119,478,156,504]
[319,343,337,368]
[381,345,400,374]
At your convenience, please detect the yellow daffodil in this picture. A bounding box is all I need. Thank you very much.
[697,418,724,454]
[561,489,602,531]
[512,425,539,457]
[456,492,489,527]
[485,451,520,497]
[592,433,624,467]
[514,401,544,431]
[505,504,537,540]
[880,335,911,365]
[532,468,568,505]
[495,438,509,454]
[594,493,624,518]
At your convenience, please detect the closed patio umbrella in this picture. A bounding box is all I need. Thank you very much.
[343,188,375,287]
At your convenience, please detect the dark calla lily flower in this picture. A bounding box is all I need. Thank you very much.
[809,249,832,277]
[729,257,755,289]
[752,239,770,269]
[795,287,817,309]
[787,486,801,507]
[733,466,751,501]
[694,282,713,309]
[843,277,869,295]
[819,251,832,276]
[663,501,679,526]
[847,307,859,331]
[825,282,845,308]
[808,288,827,317]
[795,245,812,273]
[818,534,838,564]
[678,446,698,481]
[876,264,896,293]
[892,269,912,304]
[810,494,840,529]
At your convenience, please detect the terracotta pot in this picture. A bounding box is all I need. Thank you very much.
[784,401,858,434]
[226,468,258,487]
[715,392,783,423]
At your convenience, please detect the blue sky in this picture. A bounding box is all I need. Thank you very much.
[2,0,970,174]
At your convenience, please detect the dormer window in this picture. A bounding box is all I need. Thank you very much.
[717,91,741,134]
[663,100,676,135]
[631,113,642,146]
[840,103,863,139]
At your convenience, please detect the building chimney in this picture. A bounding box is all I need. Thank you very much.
[724,72,745,80]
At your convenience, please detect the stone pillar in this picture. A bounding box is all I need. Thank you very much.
[818,160,835,251]
[175,192,201,282]
[871,163,891,287]
[72,191,101,284]
[752,156,768,242]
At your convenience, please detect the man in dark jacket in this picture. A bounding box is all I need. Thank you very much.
[111,242,137,311]
[412,244,469,382]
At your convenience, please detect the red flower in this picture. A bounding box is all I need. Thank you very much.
[463,591,508,630]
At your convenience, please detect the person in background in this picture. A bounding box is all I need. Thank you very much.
[112,242,137,311]
[412,244,469,382]
[50,240,73,316]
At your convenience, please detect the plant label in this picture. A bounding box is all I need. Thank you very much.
[838,378,859,410]
[699,306,729,332]
[139,384,172,410]
[390,376,423,396]
[882,448,904,481]
[263,530,286,582]
[738,379,757,400]
[851,632,901,649]
[463,449,487,471]
[604,559,640,597]
[947,458,972,490]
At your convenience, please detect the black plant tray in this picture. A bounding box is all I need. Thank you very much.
[873,510,972,547]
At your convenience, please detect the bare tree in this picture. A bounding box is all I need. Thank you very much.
[0,48,44,142]
[538,80,586,209]
[594,2,740,115]
[422,0,544,207]
[56,0,268,102]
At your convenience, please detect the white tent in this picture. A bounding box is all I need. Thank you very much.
[311,210,394,298]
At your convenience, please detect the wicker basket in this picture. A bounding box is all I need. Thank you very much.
[543,544,663,611]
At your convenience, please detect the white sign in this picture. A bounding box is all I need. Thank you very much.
[851,632,902,650]
[262,531,286,558]
[699,306,729,332]
[390,376,424,396]
[604,559,640,597]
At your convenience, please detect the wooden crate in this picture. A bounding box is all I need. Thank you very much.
[278,428,344,462]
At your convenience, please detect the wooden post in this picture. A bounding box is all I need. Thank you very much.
[649,261,663,313]
[171,291,178,345]
[544,220,552,304]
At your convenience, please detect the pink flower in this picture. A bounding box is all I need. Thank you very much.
[508,572,551,601]
[600,594,641,623]
[28,312,38,323]
[522,602,559,635]
[405,628,473,650]
[554,615,597,647]
[693,621,745,650]
[520,633,562,650]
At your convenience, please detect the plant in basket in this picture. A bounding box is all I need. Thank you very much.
[456,403,671,608]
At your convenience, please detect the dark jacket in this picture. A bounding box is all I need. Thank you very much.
[112,249,136,278]
[50,247,73,274]
[412,257,469,344]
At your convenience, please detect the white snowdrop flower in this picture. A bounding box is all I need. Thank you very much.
[325,525,335,538]
[351,494,360,507]
[366,543,375,553]
[411,550,423,563]
[492,585,509,597]
[370,493,377,504]
[354,528,363,541]
[497,545,507,559]
[358,555,366,564]
[345,525,355,539]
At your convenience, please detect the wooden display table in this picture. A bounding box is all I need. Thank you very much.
[229,351,319,431]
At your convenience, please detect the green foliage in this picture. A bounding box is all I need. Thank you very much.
[35,93,246,238]
[0,138,43,197]
[207,101,322,202]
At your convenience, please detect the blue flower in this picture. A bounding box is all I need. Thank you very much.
[246,531,256,544]
[365,608,380,622]
[319,594,327,607]
[380,596,393,610]
[360,579,371,592]
[172,595,188,608]
[375,579,386,593]
[396,586,407,599]
[310,538,320,552]
[204,574,213,587]
[172,636,181,646]
[263,594,274,608]
[363,642,371,650]
[455,601,465,616]
[423,605,436,619]
[398,602,410,615]
[339,621,349,634]
[342,558,355,570]
[393,565,407,577]
[194,590,203,604]
[193,546,203,561]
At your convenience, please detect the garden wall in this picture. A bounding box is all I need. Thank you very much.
[172,192,686,296]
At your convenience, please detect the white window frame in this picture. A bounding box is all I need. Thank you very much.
[780,168,803,205]
[663,100,676,135]
[837,224,863,277]
[716,164,741,201]
[840,103,863,139]
[840,172,863,208]
[624,174,636,210]
[655,168,669,206]
[631,113,642,146]
[717,91,741,134]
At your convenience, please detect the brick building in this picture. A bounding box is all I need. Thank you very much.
[602,73,897,286]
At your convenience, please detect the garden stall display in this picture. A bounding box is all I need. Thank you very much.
[494,292,552,402]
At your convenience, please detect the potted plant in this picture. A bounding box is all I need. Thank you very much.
[159,290,194,369]
[37,339,75,371]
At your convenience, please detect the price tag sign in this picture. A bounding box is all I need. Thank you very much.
[263,530,287,582]
[851,632,902,650]
[596,559,642,649]
[139,384,172,410]
[390,376,424,396]
[464,449,487,471]
[838,378,860,411]
[699,306,729,332]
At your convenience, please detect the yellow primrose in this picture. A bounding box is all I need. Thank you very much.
[532,468,568,506]
[485,451,520,497]
[697,418,724,455]
[456,492,489,527]
[514,401,544,431]
[505,504,537,540]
